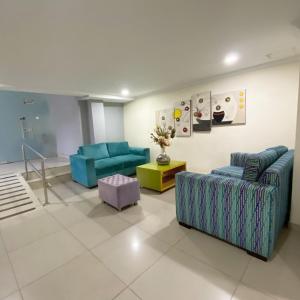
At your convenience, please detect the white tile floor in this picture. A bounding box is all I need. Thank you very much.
[0,181,299,300]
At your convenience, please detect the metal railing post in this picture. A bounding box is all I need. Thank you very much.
[22,143,49,206]
[22,144,29,180]
[41,160,49,205]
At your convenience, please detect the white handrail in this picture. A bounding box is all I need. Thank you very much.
[22,143,49,205]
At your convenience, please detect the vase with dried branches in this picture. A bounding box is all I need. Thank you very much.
[150,125,176,165]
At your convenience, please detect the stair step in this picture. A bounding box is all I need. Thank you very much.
[0,207,36,221]
[0,188,26,197]
[0,174,17,180]
[0,181,21,188]
[0,200,34,213]
[0,173,41,221]
[0,184,22,192]
[0,195,30,206]
[0,191,28,201]
[0,178,19,184]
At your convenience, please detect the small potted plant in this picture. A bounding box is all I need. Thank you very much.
[150,125,176,165]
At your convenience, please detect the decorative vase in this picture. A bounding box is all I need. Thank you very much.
[156,146,170,165]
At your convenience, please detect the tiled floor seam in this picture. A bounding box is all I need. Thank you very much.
[1,219,63,254]
[231,255,279,300]
[43,205,131,290]
[229,257,251,300]
[18,250,87,291]
[4,211,88,292]
[172,242,243,284]
[126,245,176,293]
[0,231,24,300]
[4,204,240,299]
[112,286,142,300]
[127,287,142,300]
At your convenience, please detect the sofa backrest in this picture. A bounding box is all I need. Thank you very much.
[78,143,109,160]
[266,145,288,157]
[242,149,278,182]
[106,142,130,157]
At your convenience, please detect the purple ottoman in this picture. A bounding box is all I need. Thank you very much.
[98,174,140,211]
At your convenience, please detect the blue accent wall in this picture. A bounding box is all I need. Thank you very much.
[0,91,57,163]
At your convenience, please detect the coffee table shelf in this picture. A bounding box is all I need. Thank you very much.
[136,161,186,192]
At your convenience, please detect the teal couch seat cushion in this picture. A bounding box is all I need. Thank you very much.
[94,158,124,175]
[113,154,146,168]
[79,143,109,160]
[211,166,244,179]
[242,149,278,182]
[107,142,130,157]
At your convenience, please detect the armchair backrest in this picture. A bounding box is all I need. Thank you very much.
[242,150,278,182]
[258,150,294,236]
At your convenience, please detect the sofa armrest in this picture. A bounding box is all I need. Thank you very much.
[230,152,250,167]
[129,147,150,163]
[175,171,278,258]
[69,154,97,187]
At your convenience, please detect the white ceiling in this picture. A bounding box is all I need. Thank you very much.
[0,0,300,100]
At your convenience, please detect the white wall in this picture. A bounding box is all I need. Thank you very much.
[104,103,124,142]
[125,61,299,172]
[49,96,83,157]
[291,71,300,226]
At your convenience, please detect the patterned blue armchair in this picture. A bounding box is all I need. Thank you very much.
[176,146,294,260]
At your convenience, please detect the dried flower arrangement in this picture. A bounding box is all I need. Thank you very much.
[150,125,176,149]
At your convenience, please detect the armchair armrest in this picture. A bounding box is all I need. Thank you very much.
[129,147,150,163]
[69,154,97,187]
[176,171,278,258]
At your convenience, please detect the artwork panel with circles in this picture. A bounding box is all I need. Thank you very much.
[174,100,191,137]
[191,91,212,132]
[211,90,246,126]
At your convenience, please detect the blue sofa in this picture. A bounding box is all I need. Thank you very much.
[176,146,294,260]
[70,142,150,187]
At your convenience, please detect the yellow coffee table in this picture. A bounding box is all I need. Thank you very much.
[136,161,186,192]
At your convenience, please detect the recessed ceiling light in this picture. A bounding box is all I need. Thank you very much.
[121,88,130,96]
[224,52,240,65]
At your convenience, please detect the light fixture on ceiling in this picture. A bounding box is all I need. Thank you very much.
[121,88,130,96]
[79,94,134,102]
[224,52,240,66]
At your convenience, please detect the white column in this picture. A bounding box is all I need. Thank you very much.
[88,101,106,143]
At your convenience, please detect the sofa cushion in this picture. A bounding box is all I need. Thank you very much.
[230,152,251,167]
[266,145,288,157]
[79,143,109,160]
[94,158,124,175]
[107,142,130,157]
[113,154,146,168]
[211,166,244,179]
[242,149,278,182]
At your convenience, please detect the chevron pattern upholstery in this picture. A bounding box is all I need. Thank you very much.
[242,150,278,182]
[176,147,293,260]
[211,166,244,179]
[230,152,251,167]
[259,150,294,241]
